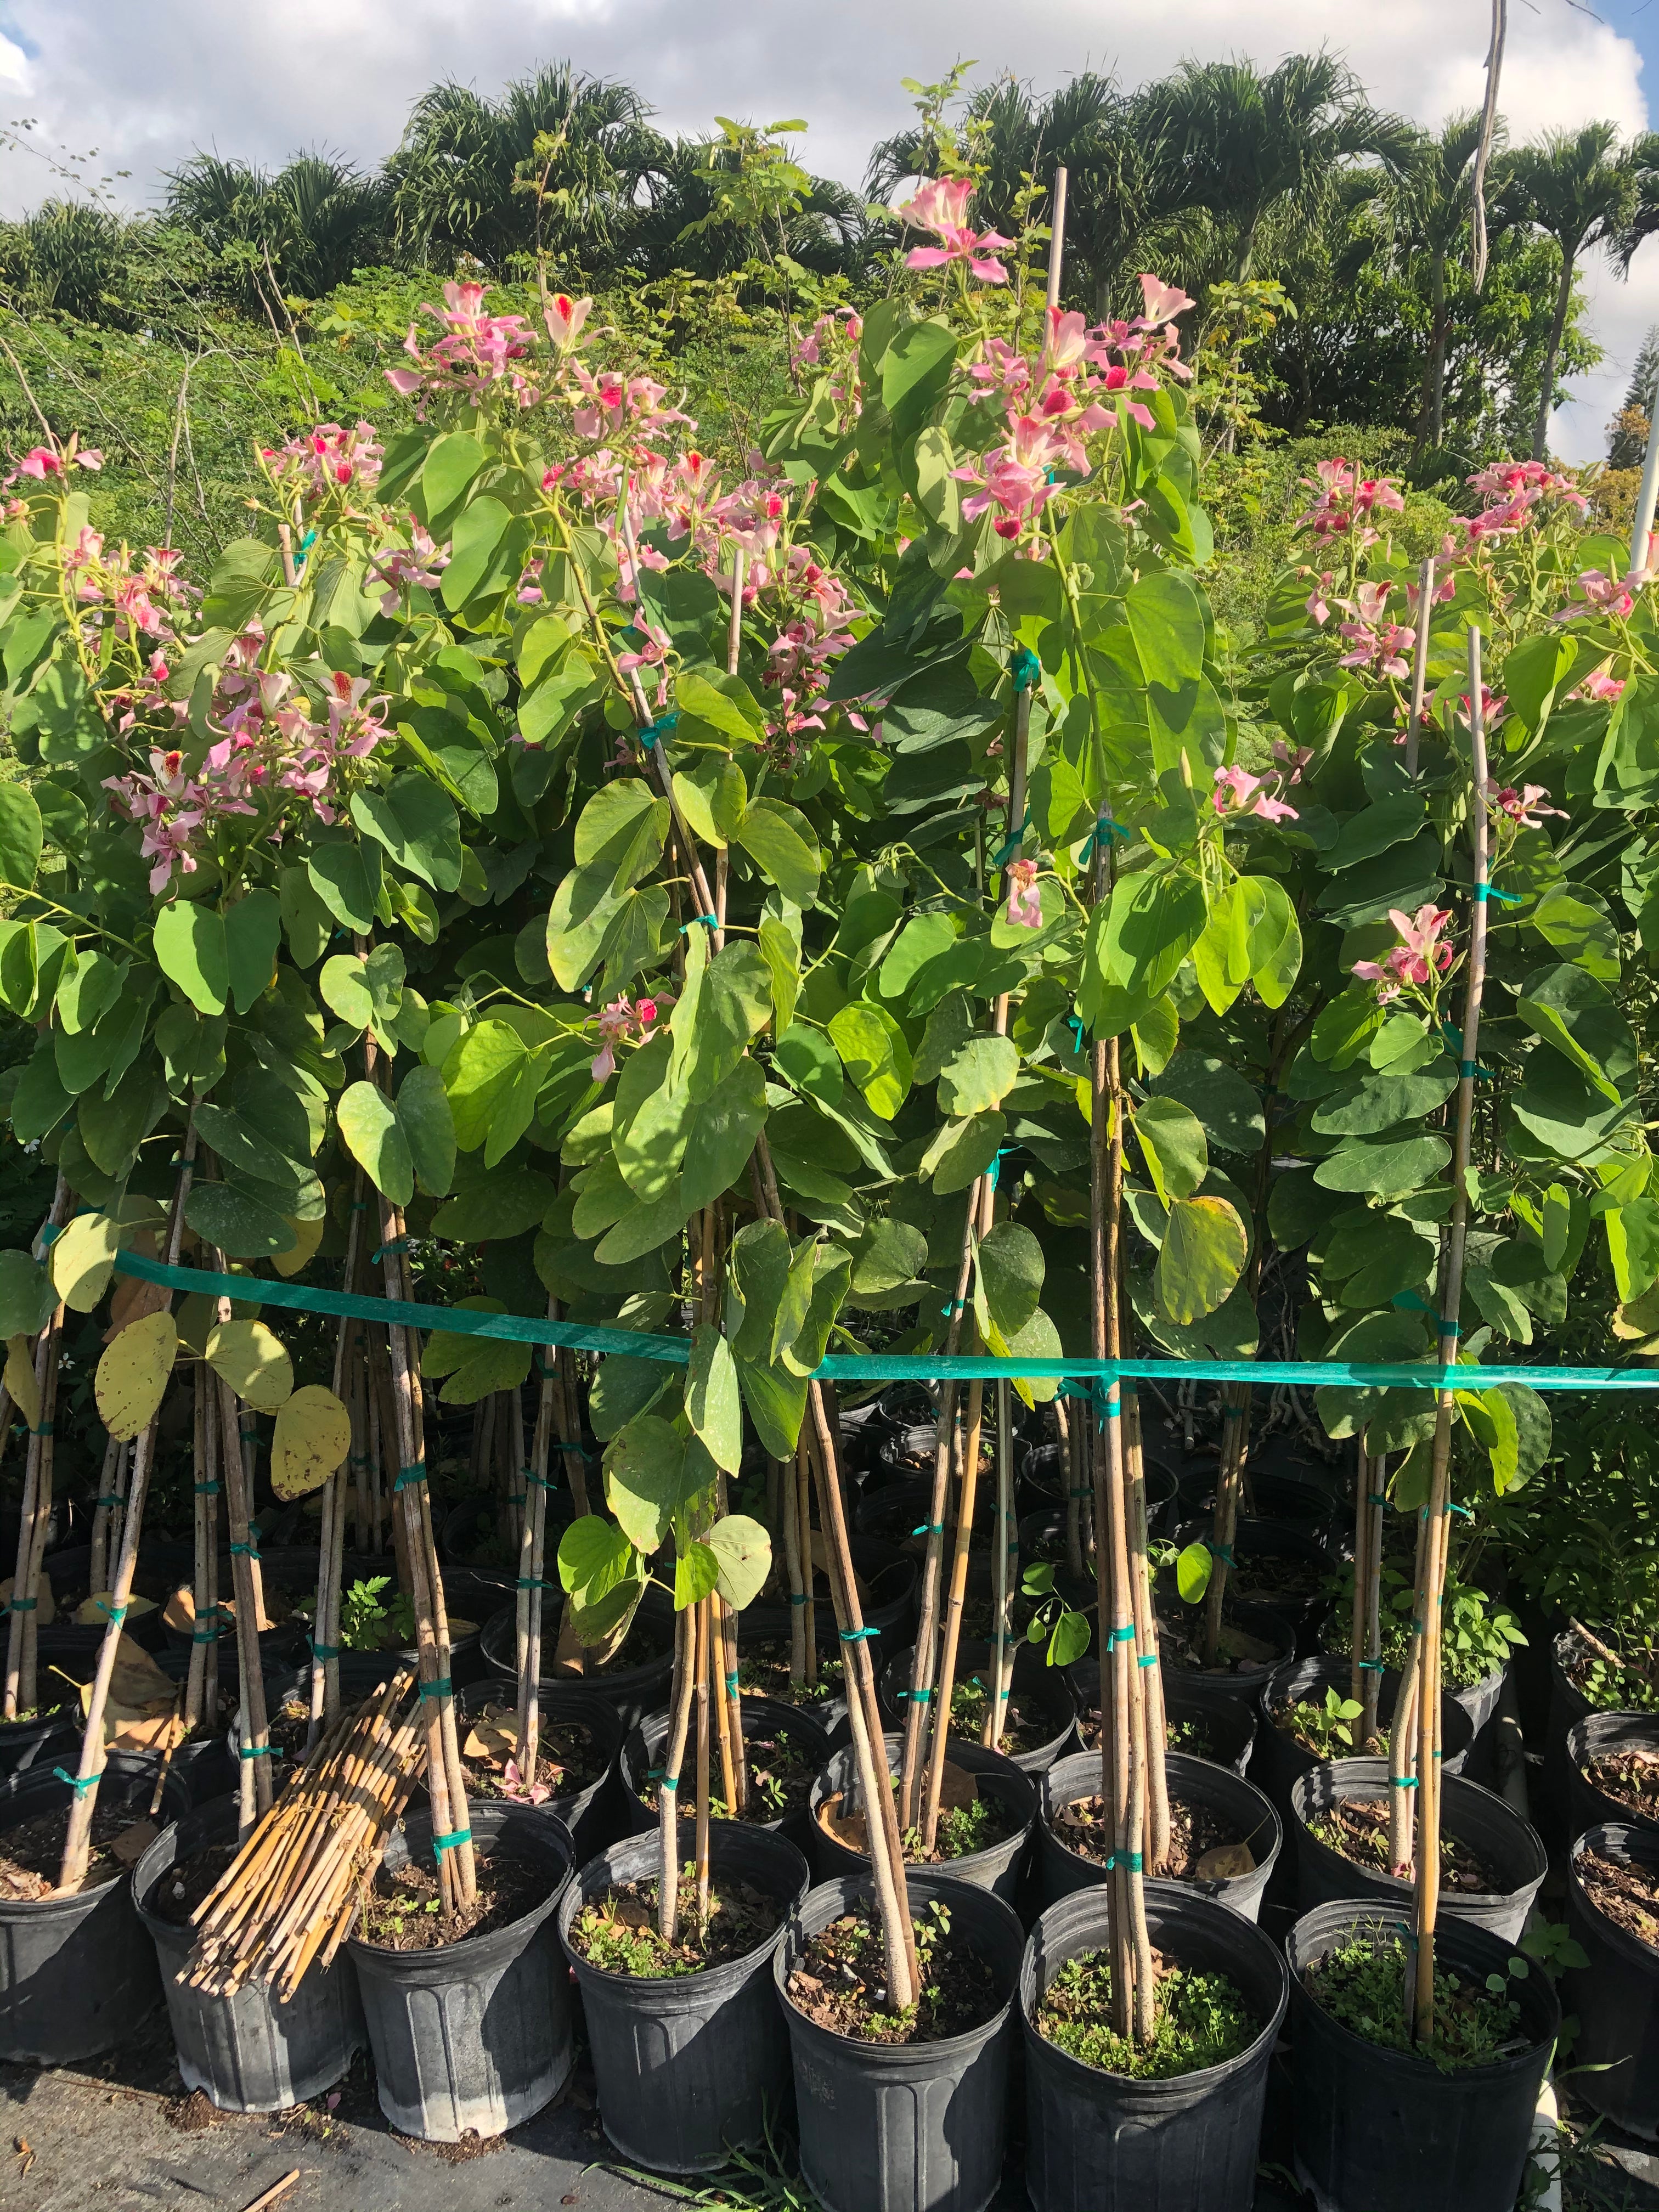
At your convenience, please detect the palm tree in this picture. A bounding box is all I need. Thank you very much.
[385,64,662,273]
[1383,114,1498,456]
[164,151,388,301]
[1507,122,1655,459]
[631,137,866,282]
[1136,53,1412,281]
[2,199,136,321]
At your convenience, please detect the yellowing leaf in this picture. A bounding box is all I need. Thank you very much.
[95,1310,178,1440]
[49,1212,119,1311]
[4,1335,40,1431]
[270,1383,352,1500]
[205,1318,294,1412]
[270,1215,326,1279]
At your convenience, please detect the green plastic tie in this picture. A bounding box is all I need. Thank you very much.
[839,1627,878,1643]
[239,1742,284,1760]
[1109,1626,1136,1645]
[310,1641,341,1660]
[95,1598,126,1623]
[1444,1501,1472,1519]
[6,1595,36,1612]
[1367,1493,1387,1506]
[911,1523,944,1537]
[1391,1776,1419,1788]
[53,1767,96,1794]
[1011,646,1042,691]
[657,1773,678,1791]
[1472,882,1521,904]
[789,1593,808,1605]
[433,1826,472,1854]
[678,913,718,932]
[1137,1654,1158,1668]
[230,1542,259,1559]
[93,1494,122,1508]
[373,1235,411,1265]
[417,1677,453,1701]
[393,1464,426,1492]
[517,1576,554,1591]
[1207,1545,1237,1568]
[1358,1658,1386,1672]
[29,1421,53,1437]
[897,1687,935,1702]
[991,812,1030,867]
[724,1672,739,1695]
[642,712,679,742]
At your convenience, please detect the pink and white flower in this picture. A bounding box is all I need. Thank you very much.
[1352,904,1456,1003]
[1005,857,1042,928]
[1213,764,1299,823]
[895,178,1014,284]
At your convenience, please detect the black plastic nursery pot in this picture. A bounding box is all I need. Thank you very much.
[775,1868,1025,2212]
[1066,1658,1256,1776]
[856,1477,996,1551]
[617,1695,831,1858]
[1288,1757,1547,1944]
[0,1702,77,1782]
[1563,1822,1659,2141]
[809,1731,1036,1903]
[1037,1750,1280,1920]
[878,1639,1076,1774]
[35,1543,170,1665]
[134,1796,365,2111]
[1566,1712,1659,1845]
[408,1678,625,1866]
[346,1802,575,2141]
[1172,1518,1333,1654]
[1253,1656,1472,1833]
[479,1585,675,1727]
[1176,1466,1340,1542]
[169,1651,317,1808]
[1286,1898,1559,2212]
[1156,1600,1296,1713]
[1020,1880,1290,2212]
[559,1821,810,2174]
[0,1751,194,2063]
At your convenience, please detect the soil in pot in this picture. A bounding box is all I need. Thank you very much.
[1576,1847,1659,1948]
[146,1839,238,1926]
[456,1699,605,1805]
[732,1639,845,1713]
[1159,1610,1284,1678]
[1274,1694,1387,1759]
[1048,1790,1257,1883]
[1302,1922,1531,2072]
[1582,1750,1659,1827]
[1076,1699,1225,1761]
[358,1852,545,1950]
[1558,1626,1659,1717]
[1032,1944,1261,2080]
[567,1872,785,1978]
[0,1796,161,1899]
[785,1894,1000,2042]
[1307,1797,1492,1892]
[939,1675,1056,1759]
[634,1721,817,1829]
[817,1765,1021,1867]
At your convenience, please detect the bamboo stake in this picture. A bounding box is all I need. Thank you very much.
[1126,1392,1170,1871]
[1404,555,1436,778]
[58,1124,198,1889]
[183,1381,215,1736]
[694,1594,712,1924]
[88,1432,120,1596]
[984,1383,1015,1748]
[205,1238,275,1832]
[921,1357,988,1847]
[14,1312,63,1717]
[514,1324,559,1792]
[657,1601,695,1939]
[782,1448,806,1682]
[4,1174,69,1720]
[375,1204,474,1911]
[1412,625,1492,2045]
[309,1181,366,1743]
[795,1436,816,1682]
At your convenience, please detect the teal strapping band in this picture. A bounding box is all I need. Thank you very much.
[29,1421,52,1437]
[5,1595,35,1612]
[1391,1776,1419,1788]
[394,1465,426,1491]
[1109,1626,1136,1645]
[373,1236,411,1265]
[310,1640,340,1660]
[517,1576,553,1590]
[642,712,679,741]
[53,1767,95,1793]
[1444,1501,1472,1518]
[724,1672,738,1694]
[417,1677,452,1700]
[1079,811,1130,862]
[239,1742,283,1759]
[95,1247,1659,1392]
[94,1494,122,1508]
[840,1627,878,1643]
[657,1773,678,1791]
[991,810,1030,867]
[1011,646,1041,691]
[678,913,718,932]
[1102,1851,1146,1871]
[230,1542,258,1559]
[1358,1658,1386,1672]
[1138,1654,1158,1667]
[912,1523,943,1537]
[1207,1545,1237,1567]
[433,1827,472,1854]
[1472,882,1521,904]
[896,1686,935,1701]
[1367,1493,1387,1506]
[985,1145,1014,1192]
[95,1598,126,1623]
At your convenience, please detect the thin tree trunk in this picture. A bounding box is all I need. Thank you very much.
[1532,251,1575,461]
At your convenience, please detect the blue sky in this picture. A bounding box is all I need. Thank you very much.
[0,0,1650,461]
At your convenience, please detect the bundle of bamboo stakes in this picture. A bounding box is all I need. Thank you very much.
[184,1668,422,2001]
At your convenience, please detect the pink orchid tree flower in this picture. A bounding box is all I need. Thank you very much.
[1213,764,1299,824]
[1352,904,1457,1006]
[1484,778,1565,828]
[894,177,1013,284]
[1005,857,1043,928]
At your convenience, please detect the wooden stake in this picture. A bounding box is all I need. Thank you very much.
[1412,626,1492,2044]
[58,1125,198,1888]
[4,1175,69,1719]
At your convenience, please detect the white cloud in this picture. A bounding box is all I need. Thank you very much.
[0,0,1648,458]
